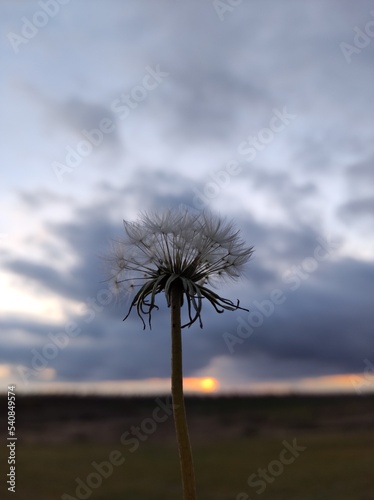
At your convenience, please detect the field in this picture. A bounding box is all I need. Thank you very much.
[1,395,373,499]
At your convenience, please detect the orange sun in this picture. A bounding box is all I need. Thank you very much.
[184,377,219,393]
[199,377,219,392]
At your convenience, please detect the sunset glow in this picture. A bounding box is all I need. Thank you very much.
[1,369,373,396]
[184,377,219,393]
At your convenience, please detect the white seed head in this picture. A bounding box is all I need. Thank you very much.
[108,207,254,328]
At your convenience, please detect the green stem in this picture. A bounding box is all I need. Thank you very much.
[170,284,197,500]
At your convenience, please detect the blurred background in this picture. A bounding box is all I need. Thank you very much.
[1,0,374,396]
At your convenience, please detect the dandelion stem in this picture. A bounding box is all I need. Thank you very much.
[170,282,196,500]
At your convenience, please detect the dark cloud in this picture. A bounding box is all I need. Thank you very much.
[226,257,374,378]
[346,159,374,183]
[59,98,115,134]
[338,197,374,224]
[165,68,271,143]
[19,189,73,210]
[4,182,374,385]
[2,0,374,391]
[5,259,76,299]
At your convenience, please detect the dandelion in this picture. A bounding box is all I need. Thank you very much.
[108,207,254,500]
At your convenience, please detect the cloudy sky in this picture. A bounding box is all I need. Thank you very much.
[1,0,374,395]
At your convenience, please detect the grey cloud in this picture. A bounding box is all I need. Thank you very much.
[59,98,116,134]
[346,159,374,183]
[228,257,374,377]
[19,189,73,210]
[165,69,271,142]
[16,82,121,147]
[3,192,374,384]
[3,0,374,390]
[5,259,77,299]
[339,197,374,223]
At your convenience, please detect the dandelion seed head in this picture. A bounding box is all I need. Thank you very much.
[108,208,254,329]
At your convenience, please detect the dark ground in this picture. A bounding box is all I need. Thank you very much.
[1,394,374,499]
[2,393,373,444]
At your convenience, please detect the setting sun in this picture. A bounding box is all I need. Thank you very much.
[184,377,219,393]
[200,377,219,392]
